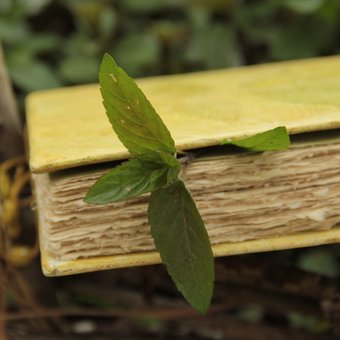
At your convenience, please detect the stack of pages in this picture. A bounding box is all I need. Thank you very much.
[27,56,340,276]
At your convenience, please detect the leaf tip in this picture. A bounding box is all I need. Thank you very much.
[220,138,231,146]
[83,192,93,204]
[100,53,117,73]
[102,52,114,62]
[192,289,214,315]
[83,188,99,205]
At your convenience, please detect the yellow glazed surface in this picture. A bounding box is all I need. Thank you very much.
[27,56,340,173]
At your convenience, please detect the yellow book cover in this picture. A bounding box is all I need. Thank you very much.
[26,56,340,276]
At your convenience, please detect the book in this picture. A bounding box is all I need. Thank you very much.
[26,56,340,276]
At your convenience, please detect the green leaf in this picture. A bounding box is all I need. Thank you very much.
[0,21,30,45]
[185,24,244,69]
[18,0,52,15]
[283,0,325,14]
[85,151,180,204]
[148,180,214,314]
[112,33,160,77]
[99,54,176,156]
[223,127,290,151]
[297,249,339,278]
[121,0,180,13]
[59,55,99,84]
[270,19,333,61]
[98,7,117,38]
[23,34,61,55]
[63,34,100,57]
[7,56,61,91]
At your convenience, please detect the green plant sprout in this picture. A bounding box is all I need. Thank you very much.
[85,54,291,314]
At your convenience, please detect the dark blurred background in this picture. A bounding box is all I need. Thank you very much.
[1,0,340,339]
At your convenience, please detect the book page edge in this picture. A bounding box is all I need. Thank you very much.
[40,226,340,277]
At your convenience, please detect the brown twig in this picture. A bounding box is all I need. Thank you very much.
[0,44,23,161]
[180,314,335,340]
[215,256,338,300]
[6,266,52,333]
[214,283,324,318]
[0,215,8,340]
[1,303,231,322]
[0,264,8,340]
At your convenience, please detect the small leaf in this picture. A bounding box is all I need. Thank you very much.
[224,126,290,151]
[148,180,214,314]
[59,55,99,84]
[270,20,333,60]
[121,0,170,13]
[297,249,339,278]
[0,20,30,45]
[7,57,61,92]
[24,34,61,55]
[283,0,325,14]
[85,151,180,204]
[185,24,244,69]
[112,33,160,77]
[98,7,117,38]
[99,53,176,156]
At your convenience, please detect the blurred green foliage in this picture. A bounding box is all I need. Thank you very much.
[1,0,340,95]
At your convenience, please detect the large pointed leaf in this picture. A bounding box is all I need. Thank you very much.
[224,126,290,151]
[148,180,214,314]
[99,53,176,156]
[85,151,180,204]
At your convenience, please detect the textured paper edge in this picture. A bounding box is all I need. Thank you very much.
[40,226,340,276]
